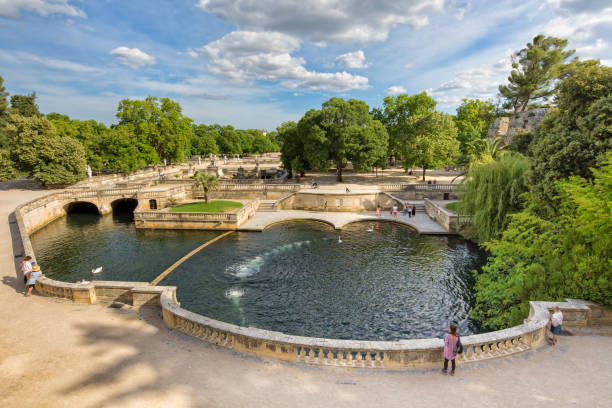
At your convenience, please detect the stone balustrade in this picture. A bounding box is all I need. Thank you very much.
[379,183,458,193]
[216,184,300,192]
[13,191,611,370]
[134,198,259,229]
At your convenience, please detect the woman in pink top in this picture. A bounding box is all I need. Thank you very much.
[442,324,459,375]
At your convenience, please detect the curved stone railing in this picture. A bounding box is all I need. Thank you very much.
[12,191,608,369]
[379,183,458,192]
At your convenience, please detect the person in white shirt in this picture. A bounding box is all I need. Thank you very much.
[21,255,32,285]
[550,306,563,346]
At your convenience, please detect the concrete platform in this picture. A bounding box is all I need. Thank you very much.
[239,210,448,234]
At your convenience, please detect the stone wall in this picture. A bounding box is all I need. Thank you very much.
[487,108,549,146]
[276,192,401,211]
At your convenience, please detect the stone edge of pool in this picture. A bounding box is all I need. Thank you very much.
[13,193,606,369]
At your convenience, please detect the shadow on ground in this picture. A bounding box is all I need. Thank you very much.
[61,316,211,407]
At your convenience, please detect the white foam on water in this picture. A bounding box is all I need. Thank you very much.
[225,288,245,298]
[228,240,313,278]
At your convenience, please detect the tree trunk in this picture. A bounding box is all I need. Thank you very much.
[422,167,426,181]
[204,188,209,203]
[337,159,343,182]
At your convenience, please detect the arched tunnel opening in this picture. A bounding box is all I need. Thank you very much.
[65,201,100,215]
[111,198,139,222]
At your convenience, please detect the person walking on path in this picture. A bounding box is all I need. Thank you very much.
[550,306,563,346]
[392,205,398,217]
[25,264,43,297]
[324,201,328,212]
[21,255,32,285]
[376,206,380,217]
[412,205,416,217]
[442,324,459,376]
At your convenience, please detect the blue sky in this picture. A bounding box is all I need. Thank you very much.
[1,0,610,130]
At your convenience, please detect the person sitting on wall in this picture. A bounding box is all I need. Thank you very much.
[25,264,44,297]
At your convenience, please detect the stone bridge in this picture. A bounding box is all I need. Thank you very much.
[47,185,189,218]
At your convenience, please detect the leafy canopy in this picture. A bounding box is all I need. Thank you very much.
[459,152,530,242]
[454,98,496,157]
[5,114,86,185]
[116,96,192,163]
[373,92,436,157]
[471,155,612,329]
[399,111,460,181]
[499,35,575,113]
[297,97,388,182]
[528,60,612,206]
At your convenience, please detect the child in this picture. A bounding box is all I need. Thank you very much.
[25,264,44,297]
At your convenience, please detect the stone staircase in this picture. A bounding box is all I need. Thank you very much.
[257,200,277,212]
[399,202,425,214]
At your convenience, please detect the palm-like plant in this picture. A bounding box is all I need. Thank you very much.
[193,172,219,203]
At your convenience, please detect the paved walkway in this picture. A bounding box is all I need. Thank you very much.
[240,211,448,234]
[1,182,611,408]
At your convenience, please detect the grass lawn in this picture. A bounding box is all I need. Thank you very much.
[170,200,243,213]
[445,202,460,213]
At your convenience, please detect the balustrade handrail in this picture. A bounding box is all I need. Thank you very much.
[379,183,458,192]
[135,210,236,221]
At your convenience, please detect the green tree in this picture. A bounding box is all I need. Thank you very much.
[499,35,575,114]
[251,132,275,154]
[193,172,219,203]
[454,99,496,157]
[373,92,437,158]
[298,98,388,182]
[471,156,612,329]
[0,76,9,121]
[505,130,533,156]
[459,153,530,242]
[99,126,147,173]
[48,113,107,170]
[10,93,40,117]
[191,124,220,156]
[215,125,242,155]
[116,96,192,163]
[529,60,612,206]
[0,149,17,181]
[0,76,10,151]
[5,114,86,185]
[278,121,307,177]
[400,111,459,181]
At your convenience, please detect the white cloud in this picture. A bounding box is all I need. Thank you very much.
[110,47,156,69]
[196,0,444,43]
[386,85,407,94]
[428,55,511,107]
[0,0,85,19]
[190,31,369,92]
[0,49,98,72]
[336,50,369,69]
[541,0,612,62]
[139,77,230,100]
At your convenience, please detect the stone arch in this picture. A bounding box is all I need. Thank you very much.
[261,218,336,231]
[64,201,100,214]
[340,218,419,233]
[110,198,139,213]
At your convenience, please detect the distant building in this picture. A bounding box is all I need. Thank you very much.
[487,107,550,146]
[257,129,268,136]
